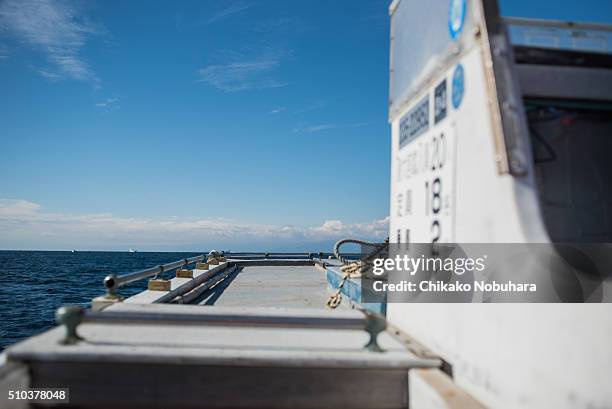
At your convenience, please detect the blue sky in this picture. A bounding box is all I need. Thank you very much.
[1,0,611,251]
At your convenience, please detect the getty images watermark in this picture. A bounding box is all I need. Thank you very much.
[370,253,537,293]
[358,243,612,303]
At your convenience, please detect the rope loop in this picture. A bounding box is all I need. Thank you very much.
[326,237,389,309]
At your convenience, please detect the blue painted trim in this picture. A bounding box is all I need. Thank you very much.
[326,266,386,315]
[448,0,467,40]
[452,64,465,109]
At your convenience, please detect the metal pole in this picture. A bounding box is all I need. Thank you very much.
[103,255,206,297]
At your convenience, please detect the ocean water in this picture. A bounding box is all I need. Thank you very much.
[0,250,201,350]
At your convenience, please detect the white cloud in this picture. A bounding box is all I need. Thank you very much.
[206,1,253,25]
[270,106,286,114]
[197,53,287,92]
[0,0,101,82]
[0,199,388,251]
[35,68,61,81]
[311,218,389,237]
[175,1,253,31]
[95,97,119,108]
[293,122,369,133]
[0,199,41,217]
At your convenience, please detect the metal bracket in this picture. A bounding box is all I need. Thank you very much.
[56,306,84,345]
[363,311,387,352]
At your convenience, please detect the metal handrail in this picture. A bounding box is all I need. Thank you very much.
[55,306,388,352]
[225,252,362,259]
[101,252,360,297]
[226,252,330,257]
[103,255,206,297]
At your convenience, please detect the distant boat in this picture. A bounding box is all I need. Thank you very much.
[128,248,137,253]
[71,250,77,253]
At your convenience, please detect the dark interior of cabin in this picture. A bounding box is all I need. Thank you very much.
[515,46,612,242]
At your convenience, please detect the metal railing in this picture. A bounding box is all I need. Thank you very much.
[100,252,354,298]
[55,306,388,352]
[103,255,207,298]
[225,252,361,260]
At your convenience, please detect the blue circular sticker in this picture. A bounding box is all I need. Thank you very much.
[452,64,465,109]
[448,0,466,40]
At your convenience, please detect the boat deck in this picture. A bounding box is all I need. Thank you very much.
[4,302,439,409]
[7,303,430,367]
[0,258,452,409]
[202,263,346,309]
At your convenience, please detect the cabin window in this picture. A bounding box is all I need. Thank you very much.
[511,19,612,242]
